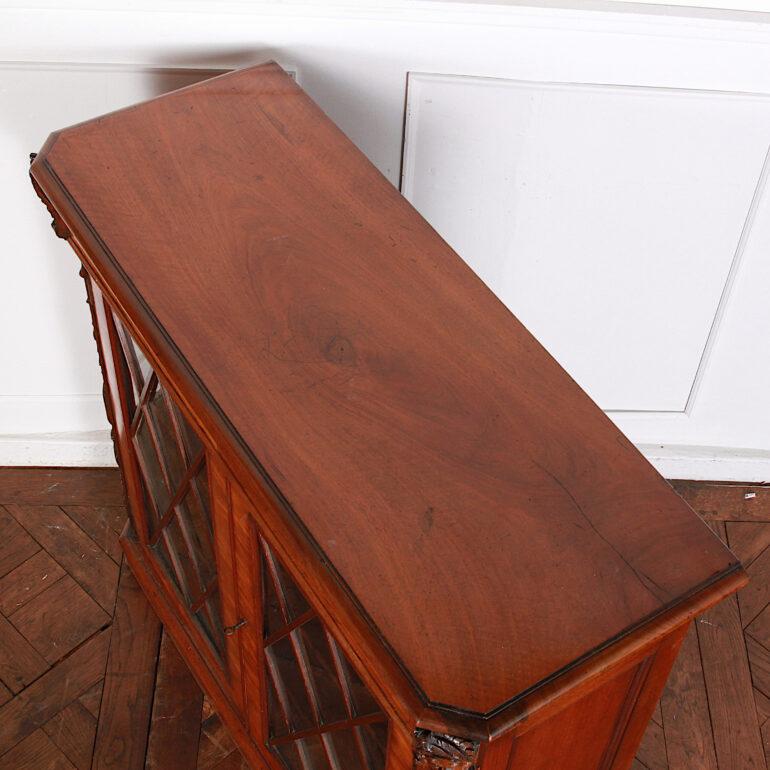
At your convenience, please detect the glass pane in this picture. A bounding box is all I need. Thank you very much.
[301,736,332,770]
[298,619,347,725]
[166,514,200,603]
[274,557,311,622]
[134,413,171,520]
[130,338,152,390]
[268,673,289,738]
[274,743,304,770]
[195,593,225,658]
[263,540,310,624]
[330,730,366,770]
[267,636,314,733]
[263,546,389,770]
[153,537,183,597]
[111,311,226,671]
[146,386,186,491]
[264,555,286,638]
[113,312,152,400]
[176,472,216,589]
[358,722,388,770]
[173,400,203,461]
[335,644,381,718]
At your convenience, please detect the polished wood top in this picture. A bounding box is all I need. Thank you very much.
[31,62,741,718]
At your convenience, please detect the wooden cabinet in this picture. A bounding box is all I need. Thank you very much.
[31,61,746,769]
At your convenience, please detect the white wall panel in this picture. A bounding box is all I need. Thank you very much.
[2,1,770,478]
[0,65,220,465]
[402,74,770,413]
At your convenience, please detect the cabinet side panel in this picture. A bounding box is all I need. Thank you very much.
[503,661,643,769]
[605,623,688,769]
[490,624,688,770]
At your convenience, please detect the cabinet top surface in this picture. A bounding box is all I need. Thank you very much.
[33,62,738,718]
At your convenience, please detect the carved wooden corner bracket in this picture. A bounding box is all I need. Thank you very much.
[413,729,481,769]
[29,153,71,240]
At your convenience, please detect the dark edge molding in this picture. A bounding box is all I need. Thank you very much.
[30,148,746,739]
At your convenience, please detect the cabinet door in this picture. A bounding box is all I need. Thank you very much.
[85,276,234,693]
[221,478,392,770]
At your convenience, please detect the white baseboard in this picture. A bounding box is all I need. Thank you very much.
[0,431,117,467]
[640,444,770,483]
[1,432,768,482]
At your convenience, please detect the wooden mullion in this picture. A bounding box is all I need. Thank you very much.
[130,433,165,531]
[354,724,376,770]
[327,632,374,770]
[190,576,218,614]
[322,733,343,770]
[289,628,323,724]
[159,528,195,605]
[262,540,292,626]
[187,473,217,556]
[327,633,355,718]
[163,388,217,558]
[287,627,344,770]
[142,394,176,499]
[264,648,296,737]
[89,281,152,544]
[268,713,388,745]
[170,483,213,597]
[162,386,193,464]
[264,609,315,649]
[158,388,217,584]
[294,740,315,770]
[149,451,205,545]
[130,372,159,435]
[112,312,145,404]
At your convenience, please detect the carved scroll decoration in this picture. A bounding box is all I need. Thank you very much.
[413,729,480,770]
[29,153,71,240]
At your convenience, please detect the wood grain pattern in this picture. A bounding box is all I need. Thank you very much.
[77,682,103,720]
[30,61,741,719]
[60,506,124,564]
[0,469,123,507]
[727,521,770,567]
[741,546,770,628]
[506,660,643,769]
[697,571,765,765]
[145,632,203,770]
[0,505,39,578]
[0,550,65,615]
[636,719,667,770]
[91,561,161,770]
[0,470,765,768]
[43,701,98,770]
[659,625,718,770]
[0,629,109,756]
[0,612,49,693]
[5,504,119,613]
[0,730,76,770]
[8,575,109,664]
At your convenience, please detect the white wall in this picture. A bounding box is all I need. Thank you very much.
[2,0,770,479]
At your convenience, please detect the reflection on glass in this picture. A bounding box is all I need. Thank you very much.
[262,541,388,770]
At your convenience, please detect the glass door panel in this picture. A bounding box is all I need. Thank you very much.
[261,538,389,770]
[110,311,226,662]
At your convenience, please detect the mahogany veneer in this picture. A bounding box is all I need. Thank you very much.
[30,62,745,769]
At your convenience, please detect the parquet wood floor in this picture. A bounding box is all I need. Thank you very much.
[0,469,767,769]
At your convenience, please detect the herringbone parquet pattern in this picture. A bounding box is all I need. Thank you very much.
[0,469,768,769]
